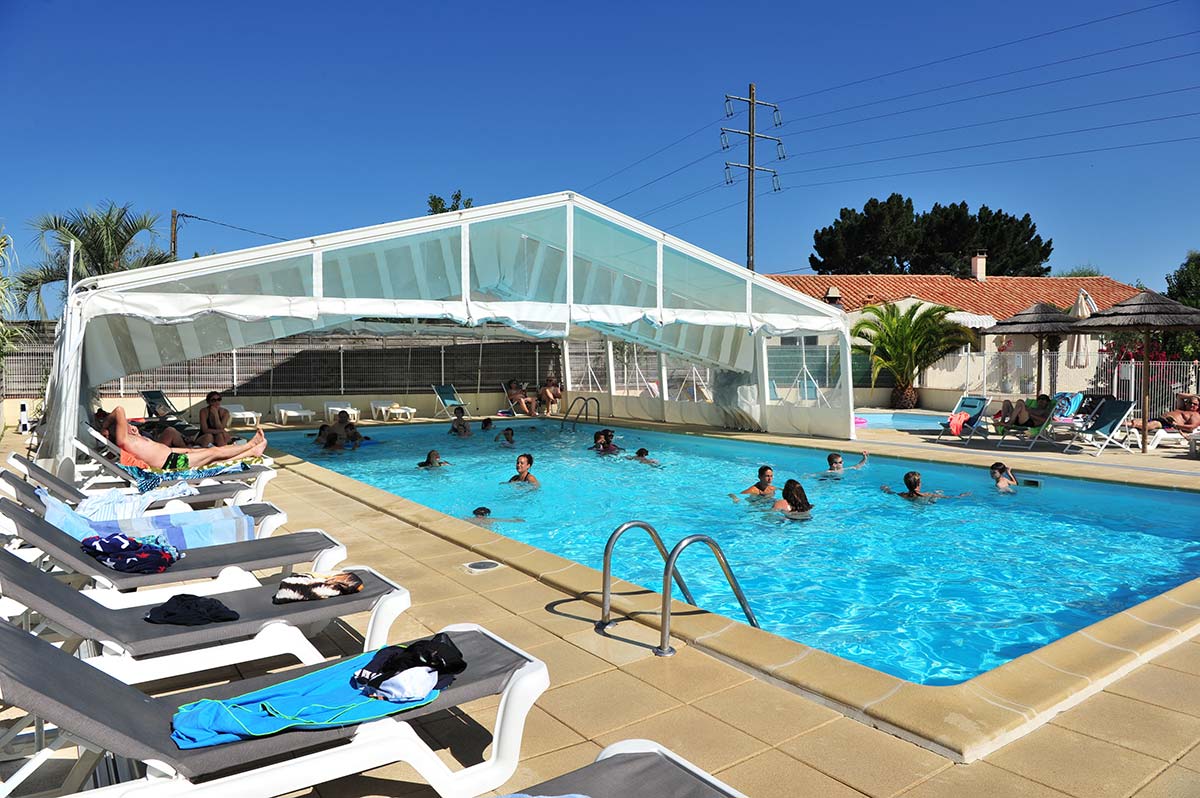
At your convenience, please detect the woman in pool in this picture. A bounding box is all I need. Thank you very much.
[772,479,813,519]
[508,453,540,487]
[418,449,450,468]
[481,418,495,432]
[313,424,330,444]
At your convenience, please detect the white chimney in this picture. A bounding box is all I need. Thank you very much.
[970,250,987,282]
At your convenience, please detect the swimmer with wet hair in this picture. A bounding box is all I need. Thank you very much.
[989,462,1017,492]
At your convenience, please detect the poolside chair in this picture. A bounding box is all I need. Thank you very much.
[0,497,347,593]
[934,394,990,445]
[0,546,408,684]
[72,439,277,503]
[1145,426,1188,451]
[324,400,361,423]
[221,402,261,426]
[0,469,289,540]
[516,740,748,797]
[995,393,1078,450]
[1061,399,1136,456]
[0,619,547,798]
[432,384,471,419]
[274,402,317,425]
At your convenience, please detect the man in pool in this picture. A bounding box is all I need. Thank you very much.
[827,451,868,473]
[882,470,970,502]
[101,406,267,470]
[732,465,776,502]
[495,427,516,446]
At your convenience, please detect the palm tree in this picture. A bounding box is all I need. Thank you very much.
[852,303,975,409]
[16,202,171,318]
[0,226,29,361]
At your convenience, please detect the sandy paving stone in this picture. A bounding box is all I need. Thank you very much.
[537,669,680,738]
[986,724,1164,798]
[564,618,684,666]
[620,645,753,703]
[901,761,1076,798]
[1150,640,1200,678]
[694,679,841,745]
[1051,691,1200,761]
[780,718,950,798]
[593,705,768,773]
[1131,767,1200,798]
[488,741,604,796]
[522,637,614,685]
[405,592,511,631]
[481,579,574,615]
[1107,665,1200,718]
[1178,742,1200,772]
[716,748,869,798]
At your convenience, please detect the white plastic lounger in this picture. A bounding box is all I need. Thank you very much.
[432,384,471,419]
[323,401,361,422]
[1146,426,1188,450]
[371,400,417,420]
[0,497,347,593]
[513,739,748,797]
[0,547,409,684]
[221,403,261,426]
[0,620,548,798]
[273,402,316,425]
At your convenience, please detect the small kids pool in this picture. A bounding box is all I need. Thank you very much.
[856,411,945,431]
[274,421,1200,685]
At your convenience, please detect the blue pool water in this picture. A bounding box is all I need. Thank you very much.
[857,412,945,431]
[273,421,1200,684]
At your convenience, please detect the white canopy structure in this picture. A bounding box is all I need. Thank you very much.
[41,192,853,460]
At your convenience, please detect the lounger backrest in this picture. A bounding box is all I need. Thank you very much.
[956,395,988,421]
[1088,399,1134,434]
[0,470,47,510]
[0,547,120,643]
[0,616,179,770]
[9,454,86,503]
[434,385,463,405]
[141,389,179,418]
[73,441,134,484]
[0,498,107,580]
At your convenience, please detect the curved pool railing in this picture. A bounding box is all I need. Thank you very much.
[596,521,695,631]
[561,396,601,431]
[654,534,760,657]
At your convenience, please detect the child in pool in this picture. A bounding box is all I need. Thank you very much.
[989,462,1017,492]
[418,449,450,468]
[495,427,516,446]
[626,447,660,466]
[882,470,970,502]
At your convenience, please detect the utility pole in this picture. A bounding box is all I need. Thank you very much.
[722,83,786,271]
[170,209,179,260]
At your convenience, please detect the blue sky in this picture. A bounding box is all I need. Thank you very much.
[1,0,1197,305]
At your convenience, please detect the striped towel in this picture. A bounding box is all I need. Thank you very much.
[118,456,263,493]
[41,490,253,548]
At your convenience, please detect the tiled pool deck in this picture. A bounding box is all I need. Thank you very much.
[12,419,1200,797]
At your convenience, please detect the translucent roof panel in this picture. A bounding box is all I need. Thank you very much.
[662,247,746,313]
[573,209,657,308]
[470,207,567,304]
[324,227,463,301]
[128,254,315,296]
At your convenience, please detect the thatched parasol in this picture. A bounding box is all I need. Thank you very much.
[980,303,1077,394]
[1072,290,1200,452]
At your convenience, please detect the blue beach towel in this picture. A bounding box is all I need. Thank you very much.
[171,650,440,749]
[39,490,253,548]
[118,460,251,493]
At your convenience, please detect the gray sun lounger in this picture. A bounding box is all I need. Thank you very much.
[0,497,346,590]
[0,618,547,798]
[72,438,275,495]
[0,547,409,682]
[523,742,748,797]
[0,469,288,539]
[8,452,251,508]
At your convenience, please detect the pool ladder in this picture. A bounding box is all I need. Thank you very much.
[561,396,601,430]
[595,521,759,657]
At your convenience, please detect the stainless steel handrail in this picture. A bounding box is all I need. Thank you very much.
[596,521,695,631]
[653,534,759,657]
[561,396,600,430]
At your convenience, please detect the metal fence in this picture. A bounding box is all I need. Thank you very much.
[1,332,563,400]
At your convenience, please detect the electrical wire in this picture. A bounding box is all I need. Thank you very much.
[788,29,1200,123]
[780,49,1200,137]
[177,213,288,242]
[788,84,1200,157]
[581,112,740,192]
[778,111,1200,175]
[775,0,1184,102]
[605,139,743,204]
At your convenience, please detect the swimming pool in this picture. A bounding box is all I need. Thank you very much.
[856,411,945,431]
[274,421,1200,685]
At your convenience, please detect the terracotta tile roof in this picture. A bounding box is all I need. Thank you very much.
[767,274,1140,320]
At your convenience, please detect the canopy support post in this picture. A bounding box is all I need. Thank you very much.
[658,351,669,422]
[606,339,617,417]
[561,340,574,393]
[1142,330,1150,454]
[1036,336,1044,395]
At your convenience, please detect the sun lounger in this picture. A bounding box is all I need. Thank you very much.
[935,394,990,445]
[0,547,408,684]
[1190,430,1200,459]
[516,739,748,797]
[221,403,261,426]
[0,497,346,592]
[323,401,361,422]
[0,619,547,798]
[0,469,288,539]
[371,400,417,420]
[432,384,471,419]
[1062,399,1136,456]
[273,402,317,425]
[72,439,276,503]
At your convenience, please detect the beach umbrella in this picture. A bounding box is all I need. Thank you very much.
[980,303,1077,394]
[1065,289,1094,368]
[1072,290,1200,453]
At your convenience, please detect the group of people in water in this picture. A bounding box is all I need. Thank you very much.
[313,410,369,451]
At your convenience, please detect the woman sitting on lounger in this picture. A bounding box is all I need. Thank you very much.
[506,380,538,416]
[101,406,266,470]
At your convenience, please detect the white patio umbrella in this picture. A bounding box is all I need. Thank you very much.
[1065,289,1095,368]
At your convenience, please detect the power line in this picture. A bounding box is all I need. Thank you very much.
[581,113,738,193]
[637,181,728,217]
[780,49,1200,137]
[789,29,1200,124]
[779,111,1200,175]
[788,84,1200,157]
[604,141,741,204]
[665,187,784,231]
[776,0,1184,103]
[177,213,288,242]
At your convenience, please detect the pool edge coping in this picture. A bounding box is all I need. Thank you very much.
[267,428,1200,764]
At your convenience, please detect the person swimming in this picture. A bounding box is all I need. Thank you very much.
[989,462,1017,492]
[418,449,450,468]
[587,430,605,451]
[495,427,516,446]
[743,465,776,496]
[772,479,814,519]
[601,429,623,451]
[508,453,540,487]
[827,451,868,473]
[322,432,344,452]
[465,506,526,527]
[449,406,471,437]
[626,447,660,466]
[882,470,969,502]
[481,418,495,432]
[313,424,331,444]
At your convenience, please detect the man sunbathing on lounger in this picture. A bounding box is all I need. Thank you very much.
[101,406,267,470]
[1128,397,1200,434]
[998,394,1053,427]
